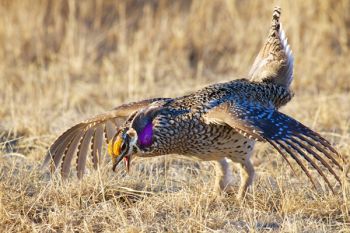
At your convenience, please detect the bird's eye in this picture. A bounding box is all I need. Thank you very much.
[120,142,127,152]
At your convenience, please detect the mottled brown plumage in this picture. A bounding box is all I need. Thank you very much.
[43,7,343,197]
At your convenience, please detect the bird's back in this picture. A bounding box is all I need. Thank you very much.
[167,79,293,113]
[146,79,293,159]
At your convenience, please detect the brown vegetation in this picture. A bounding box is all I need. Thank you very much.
[0,0,349,232]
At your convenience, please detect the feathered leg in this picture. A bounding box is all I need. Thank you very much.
[214,158,234,193]
[237,159,255,200]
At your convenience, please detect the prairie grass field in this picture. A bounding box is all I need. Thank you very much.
[0,0,350,232]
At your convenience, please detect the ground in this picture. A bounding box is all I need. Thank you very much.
[0,0,349,232]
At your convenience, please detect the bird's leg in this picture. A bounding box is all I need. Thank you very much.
[237,159,255,200]
[214,158,235,194]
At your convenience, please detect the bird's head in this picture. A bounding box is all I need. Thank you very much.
[108,120,155,173]
[107,106,162,172]
[108,127,139,172]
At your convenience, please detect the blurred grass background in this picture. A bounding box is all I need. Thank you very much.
[0,0,349,232]
[0,0,349,136]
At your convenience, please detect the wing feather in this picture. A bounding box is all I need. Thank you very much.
[289,137,341,183]
[204,100,343,191]
[297,134,343,168]
[275,140,318,189]
[43,98,168,178]
[92,125,104,169]
[61,130,85,178]
[286,139,336,193]
[77,128,95,178]
[266,139,298,177]
[43,123,84,168]
[52,129,82,170]
[105,120,117,143]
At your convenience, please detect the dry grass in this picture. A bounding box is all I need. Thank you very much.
[0,0,350,232]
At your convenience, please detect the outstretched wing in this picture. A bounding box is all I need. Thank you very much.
[249,7,294,87]
[204,100,343,192]
[43,98,168,179]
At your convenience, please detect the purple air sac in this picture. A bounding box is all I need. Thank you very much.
[138,122,153,148]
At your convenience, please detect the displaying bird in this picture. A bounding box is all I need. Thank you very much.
[43,7,343,199]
